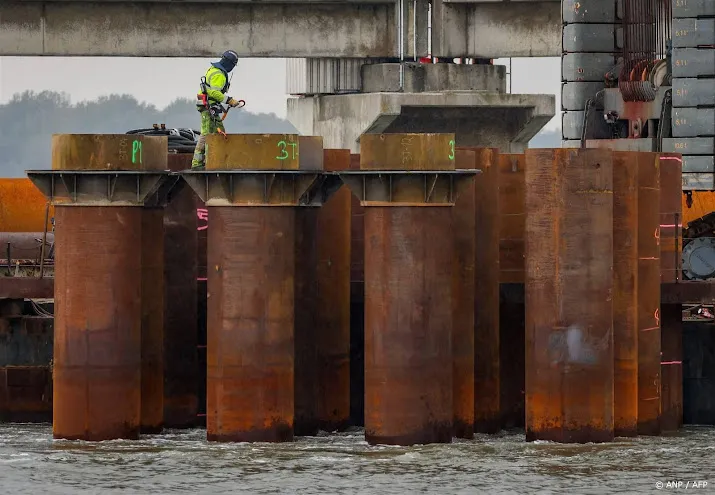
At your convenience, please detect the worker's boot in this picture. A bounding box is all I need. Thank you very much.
[191,151,205,170]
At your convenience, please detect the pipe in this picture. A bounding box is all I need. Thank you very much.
[413,0,417,62]
[39,202,49,279]
[399,0,404,91]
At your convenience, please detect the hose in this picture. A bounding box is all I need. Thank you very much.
[125,126,200,153]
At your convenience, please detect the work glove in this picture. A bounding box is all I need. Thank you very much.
[226,97,241,108]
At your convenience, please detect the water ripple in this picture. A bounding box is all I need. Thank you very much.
[0,425,713,494]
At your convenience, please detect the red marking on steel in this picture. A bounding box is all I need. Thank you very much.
[642,326,659,332]
[654,307,660,325]
[197,414,207,417]
[197,345,207,349]
[197,209,208,231]
[642,397,660,401]
[661,361,682,365]
[660,224,683,228]
[659,156,683,163]
[197,277,207,281]
[639,257,659,260]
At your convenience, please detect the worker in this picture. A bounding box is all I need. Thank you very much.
[191,50,243,169]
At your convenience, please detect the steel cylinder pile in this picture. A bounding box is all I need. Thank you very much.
[18,134,687,445]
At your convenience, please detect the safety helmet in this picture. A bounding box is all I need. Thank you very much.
[219,50,239,72]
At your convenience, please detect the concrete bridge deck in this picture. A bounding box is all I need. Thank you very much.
[0,0,560,58]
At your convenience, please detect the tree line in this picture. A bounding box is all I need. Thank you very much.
[0,91,298,177]
[0,90,561,178]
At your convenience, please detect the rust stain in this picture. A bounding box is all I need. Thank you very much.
[53,206,142,441]
[682,191,715,226]
[51,134,167,171]
[462,147,501,435]
[294,149,351,434]
[452,149,476,439]
[315,149,351,431]
[206,207,294,442]
[0,179,54,232]
[637,152,662,436]
[525,149,614,443]
[359,133,456,171]
[612,152,639,437]
[498,154,526,284]
[140,208,164,434]
[364,207,453,446]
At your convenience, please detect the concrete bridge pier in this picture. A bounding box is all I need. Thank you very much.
[287,63,555,154]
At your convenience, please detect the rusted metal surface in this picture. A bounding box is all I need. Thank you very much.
[294,206,319,435]
[364,207,453,446]
[141,208,164,434]
[661,303,684,432]
[452,150,476,439]
[53,206,142,441]
[206,207,294,442]
[0,317,53,423]
[499,285,525,429]
[315,149,351,431]
[294,150,352,434]
[661,281,715,304]
[682,191,715,226]
[0,277,54,299]
[205,134,323,171]
[197,199,208,426]
[498,155,525,284]
[0,179,54,233]
[637,152,662,436]
[359,134,455,171]
[467,147,501,434]
[349,153,365,427]
[525,149,614,443]
[163,153,199,428]
[612,152,639,437]
[498,154,526,430]
[51,134,167,171]
[658,153,683,284]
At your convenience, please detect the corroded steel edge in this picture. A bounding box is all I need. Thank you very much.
[25,171,178,207]
[180,171,341,207]
[338,170,479,207]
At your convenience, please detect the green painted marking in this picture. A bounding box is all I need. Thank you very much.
[448,139,455,160]
[132,140,142,164]
[276,140,288,160]
[276,140,298,160]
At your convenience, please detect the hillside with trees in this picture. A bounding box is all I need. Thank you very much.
[0,91,561,177]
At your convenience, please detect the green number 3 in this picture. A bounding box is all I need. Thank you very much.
[448,140,455,160]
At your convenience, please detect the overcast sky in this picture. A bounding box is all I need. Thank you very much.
[0,57,561,131]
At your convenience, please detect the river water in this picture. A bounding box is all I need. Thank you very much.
[0,424,713,494]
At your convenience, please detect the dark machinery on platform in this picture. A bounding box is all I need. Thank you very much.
[563,0,714,191]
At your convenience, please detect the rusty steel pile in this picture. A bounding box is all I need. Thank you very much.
[11,133,689,445]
